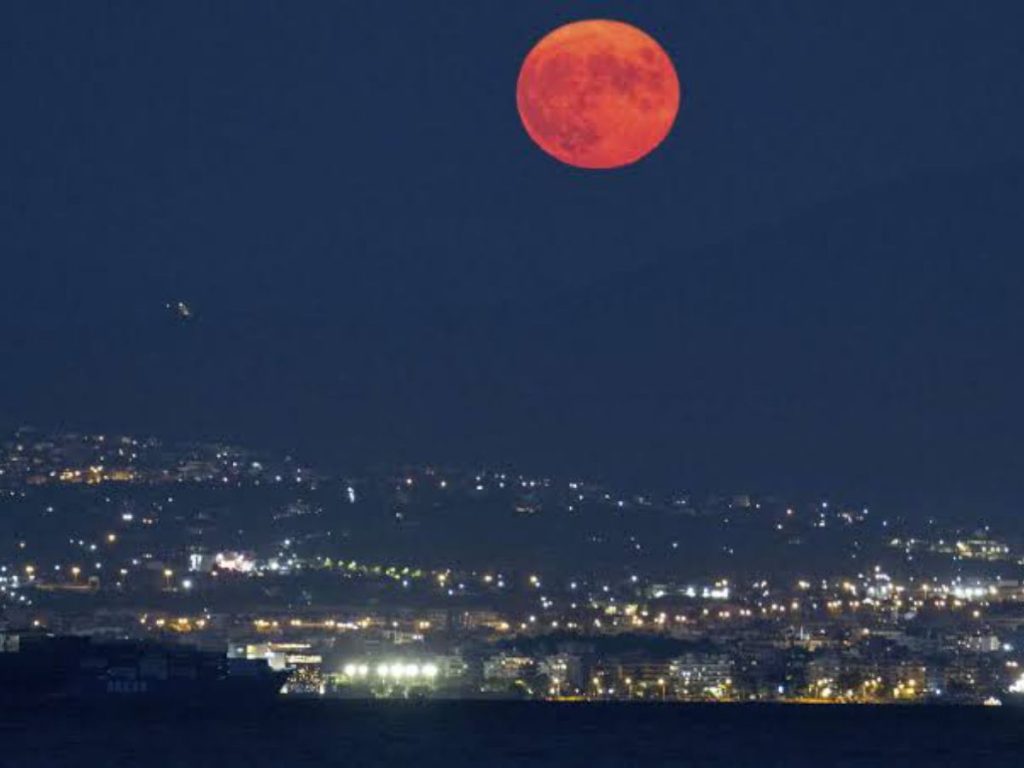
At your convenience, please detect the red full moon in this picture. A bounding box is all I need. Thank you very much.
[516,19,681,169]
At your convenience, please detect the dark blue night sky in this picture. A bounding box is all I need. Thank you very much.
[3,1,1023,514]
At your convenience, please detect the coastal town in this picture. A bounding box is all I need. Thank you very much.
[3,429,1024,705]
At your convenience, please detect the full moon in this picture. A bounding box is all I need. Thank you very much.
[517,19,681,169]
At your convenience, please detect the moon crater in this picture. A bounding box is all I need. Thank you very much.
[517,20,681,169]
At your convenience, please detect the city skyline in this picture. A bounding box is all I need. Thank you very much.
[4,426,1024,710]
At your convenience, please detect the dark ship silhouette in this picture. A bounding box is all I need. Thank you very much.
[0,630,287,706]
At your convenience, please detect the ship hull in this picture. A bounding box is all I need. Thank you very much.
[1,631,286,708]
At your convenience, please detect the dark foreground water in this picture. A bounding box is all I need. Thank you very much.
[2,701,1023,768]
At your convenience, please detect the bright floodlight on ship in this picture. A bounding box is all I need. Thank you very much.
[343,664,356,677]
[362,661,437,679]
[1010,674,1024,694]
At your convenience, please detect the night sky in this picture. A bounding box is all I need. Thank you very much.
[3,1,1023,514]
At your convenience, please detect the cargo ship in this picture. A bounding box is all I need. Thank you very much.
[0,630,288,706]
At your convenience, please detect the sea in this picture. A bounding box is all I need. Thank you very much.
[2,701,1022,767]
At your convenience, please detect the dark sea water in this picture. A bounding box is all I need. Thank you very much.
[2,701,1023,768]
